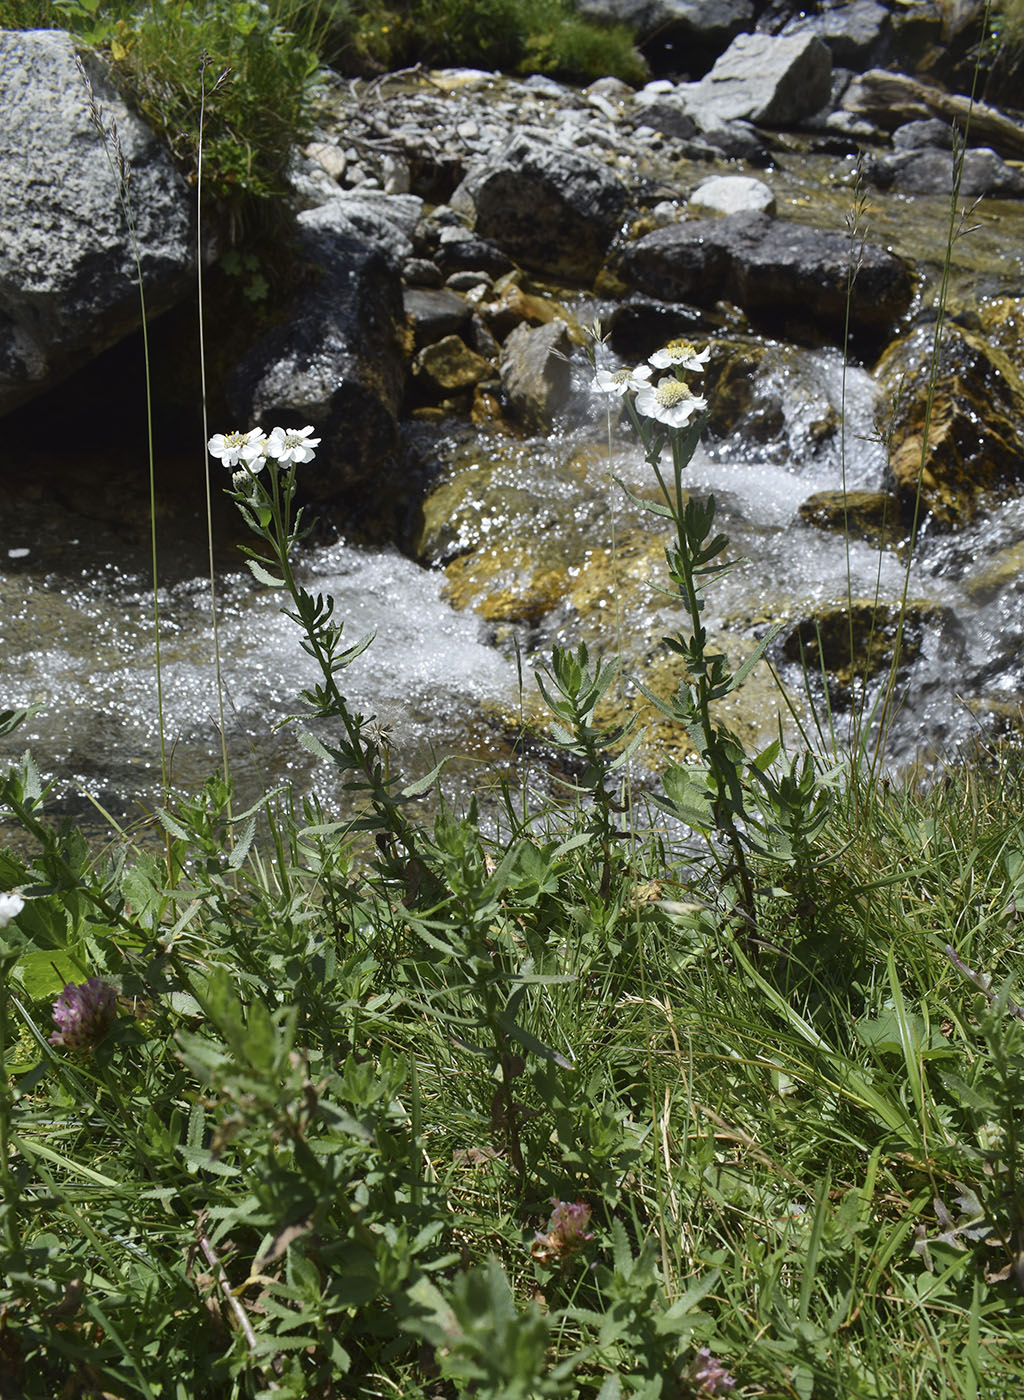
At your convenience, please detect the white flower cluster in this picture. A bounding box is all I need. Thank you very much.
[0,891,25,928]
[207,425,321,472]
[593,337,710,428]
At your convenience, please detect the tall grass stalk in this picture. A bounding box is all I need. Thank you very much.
[75,55,169,803]
[196,51,233,804]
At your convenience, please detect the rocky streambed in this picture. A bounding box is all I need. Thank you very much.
[3,19,1024,822]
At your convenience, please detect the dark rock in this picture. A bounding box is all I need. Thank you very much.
[434,231,515,278]
[0,30,193,417]
[404,286,473,351]
[449,136,628,284]
[605,299,719,360]
[403,257,444,286]
[576,0,755,77]
[615,212,912,346]
[892,117,954,149]
[226,223,405,504]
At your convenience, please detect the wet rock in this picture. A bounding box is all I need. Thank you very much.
[449,136,629,283]
[434,230,516,278]
[411,335,492,400]
[876,323,1024,528]
[298,194,421,267]
[865,146,1024,198]
[405,286,473,350]
[481,282,583,343]
[0,30,193,418]
[798,488,904,546]
[964,538,1024,605]
[226,224,405,505]
[615,211,912,346]
[690,173,776,215]
[685,32,833,126]
[499,320,574,431]
[605,299,720,360]
[778,598,962,703]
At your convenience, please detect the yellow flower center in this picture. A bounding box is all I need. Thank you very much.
[665,338,697,360]
[655,379,693,406]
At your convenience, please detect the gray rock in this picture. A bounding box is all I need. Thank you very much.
[865,146,1024,198]
[298,192,423,268]
[690,174,776,215]
[226,226,405,502]
[616,211,911,343]
[499,320,573,431]
[0,30,192,417]
[688,32,833,126]
[449,135,628,283]
[777,0,893,71]
[892,118,954,150]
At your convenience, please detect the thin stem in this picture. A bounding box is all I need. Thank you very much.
[197,54,233,802]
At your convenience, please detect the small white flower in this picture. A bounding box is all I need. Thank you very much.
[649,338,711,373]
[592,364,653,397]
[208,429,267,469]
[265,425,321,465]
[0,892,25,928]
[634,377,707,428]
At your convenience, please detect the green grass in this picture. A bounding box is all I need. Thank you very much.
[2,708,1024,1396]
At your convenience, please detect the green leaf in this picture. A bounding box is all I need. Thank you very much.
[246,558,286,588]
[13,948,86,999]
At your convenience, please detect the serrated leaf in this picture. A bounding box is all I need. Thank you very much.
[246,558,285,588]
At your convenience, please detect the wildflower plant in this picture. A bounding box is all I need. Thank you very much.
[49,978,118,1053]
[590,337,785,933]
[210,423,418,864]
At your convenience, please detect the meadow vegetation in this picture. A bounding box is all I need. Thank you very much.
[3,354,1024,1397]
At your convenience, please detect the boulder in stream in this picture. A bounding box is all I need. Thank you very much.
[499,320,574,431]
[876,321,1024,528]
[226,218,406,510]
[615,211,912,346]
[449,135,629,284]
[684,31,834,125]
[0,29,193,418]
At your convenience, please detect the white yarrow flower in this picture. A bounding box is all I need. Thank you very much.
[0,892,25,928]
[592,364,653,397]
[649,338,711,373]
[208,429,267,469]
[265,425,321,465]
[634,377,707,428]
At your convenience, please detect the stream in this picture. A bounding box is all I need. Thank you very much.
[3,129,1024,829]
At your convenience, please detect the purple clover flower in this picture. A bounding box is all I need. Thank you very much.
[531,1199,594,1265]
[50,979,117,1052]
[689,1346,736,1396]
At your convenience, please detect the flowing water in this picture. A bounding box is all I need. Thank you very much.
[3,157,1024,826]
